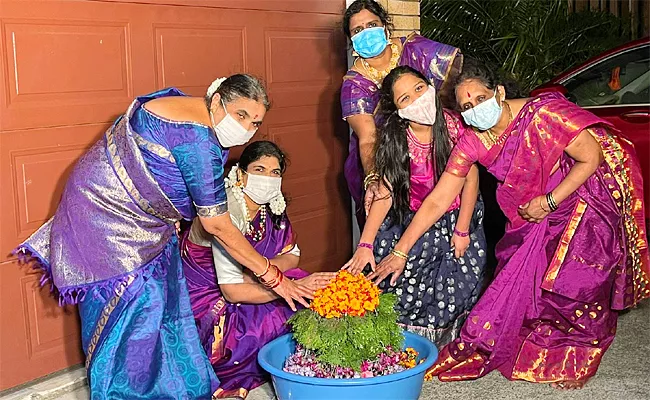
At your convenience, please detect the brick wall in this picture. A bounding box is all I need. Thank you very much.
[378,0,420,37]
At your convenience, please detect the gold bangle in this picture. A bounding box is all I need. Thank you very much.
[391,249,408,260]
[254,257,271,278]
[363,175,379,190]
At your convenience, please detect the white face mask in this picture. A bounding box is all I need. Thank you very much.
[397,85,437,125]
[210,100,256,148]
[243,173,282,205]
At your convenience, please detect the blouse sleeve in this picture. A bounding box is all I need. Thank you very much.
[445,130,480,178]
[210,207,246,285]
[211,240,245,285]
[168,126,228,218]
[340,73,380,120]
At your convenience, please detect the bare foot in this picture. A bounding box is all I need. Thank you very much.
[551,380,587,390]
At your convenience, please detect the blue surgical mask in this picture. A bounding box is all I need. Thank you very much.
[461,90,503,131]
[351,26,389,59]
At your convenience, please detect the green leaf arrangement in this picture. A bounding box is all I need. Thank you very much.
[287,293,403,370]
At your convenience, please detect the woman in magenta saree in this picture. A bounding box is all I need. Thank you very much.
[373,58,649,389]
[340,0,462,227]
[181,141,335,399]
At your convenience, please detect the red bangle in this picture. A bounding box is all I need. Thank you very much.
[454,229,469,237]
[357,242,374,250]
[268,271,284,289]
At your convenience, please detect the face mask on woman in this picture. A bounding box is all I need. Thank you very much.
[397,86,437,125]
[351,26,389,59]
[243,172,282,205]
[210,100,256,148]
[461,90,503,131]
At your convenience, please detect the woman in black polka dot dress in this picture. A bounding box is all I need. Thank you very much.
[343,66,487,347]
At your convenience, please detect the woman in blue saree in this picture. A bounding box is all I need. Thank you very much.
[14,75,313,399]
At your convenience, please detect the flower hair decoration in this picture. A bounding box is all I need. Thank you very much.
[206,77,227,99]
[225,164,286,216]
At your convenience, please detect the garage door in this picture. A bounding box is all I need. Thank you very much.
[0,0,349,389]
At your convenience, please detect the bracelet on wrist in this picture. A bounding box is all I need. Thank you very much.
[453,229,469,238]
[253,257,271,278]
[546,192,558,212]
[363,171,379,190]
[391,249,409,260]
[357,242,374,250]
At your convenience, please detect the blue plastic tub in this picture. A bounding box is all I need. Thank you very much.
[258,331,438,400]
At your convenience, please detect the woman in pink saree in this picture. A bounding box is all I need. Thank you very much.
[372,58,649,389]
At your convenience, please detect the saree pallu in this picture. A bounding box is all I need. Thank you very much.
[373,198,487,347]
[15,95,219,398]
[181,217,308,399]
[428,93,649,384]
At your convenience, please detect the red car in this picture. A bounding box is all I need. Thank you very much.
[532,37,650,227]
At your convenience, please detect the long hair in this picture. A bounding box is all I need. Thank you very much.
[238,140,288,229]
[376,66,451,225]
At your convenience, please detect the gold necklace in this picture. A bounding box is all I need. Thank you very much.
[487,101,514,143]
[360,42,400,87]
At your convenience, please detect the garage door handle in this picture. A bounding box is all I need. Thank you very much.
[620,111,649,122]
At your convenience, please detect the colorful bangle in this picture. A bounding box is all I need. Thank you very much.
[357,242,374,250]
[259,265,284,289]
[258,264,277,283]
[546,192,558,212]
[253,257,271,278]
[268,272,284,289]
[453,229,469,237]
[391,249,409,260]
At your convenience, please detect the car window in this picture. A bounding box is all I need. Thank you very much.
[562,44,649,107]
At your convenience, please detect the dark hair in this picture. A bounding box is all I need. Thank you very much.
[239,140,288,229]
[451,58,523,110]
[342,0,394,39]
[239,140,287,175]
[376,66,451,225]
[205,74,270,111]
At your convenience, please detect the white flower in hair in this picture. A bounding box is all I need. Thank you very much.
[207,77,227,98]
[269,194,286,216]
[224,164,239,189]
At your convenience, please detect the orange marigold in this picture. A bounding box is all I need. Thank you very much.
[310,271,380,318]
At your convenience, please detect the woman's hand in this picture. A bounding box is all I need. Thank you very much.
[271,277,314,312]
[518,195,550,223]
[296,272,338,292]
[368,253,406,286]
[174,221,181,235]
[342,247,376,276]
[451,233,470,258]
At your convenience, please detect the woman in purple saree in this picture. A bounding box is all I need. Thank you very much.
[181,141,336,399]
[374,59,650,389]
[340,0,463,227]
[13,76,313,399]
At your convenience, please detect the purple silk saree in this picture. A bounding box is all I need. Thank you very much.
[426,92,649,384]
[181,211,308,399]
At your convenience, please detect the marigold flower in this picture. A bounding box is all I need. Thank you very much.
[310,271,380,318]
